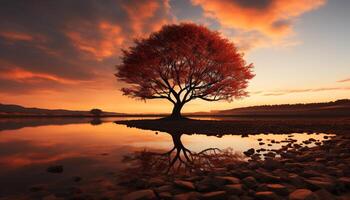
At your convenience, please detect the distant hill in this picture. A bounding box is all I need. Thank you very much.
[0,103,122,117]
[1,99,350,117]
[210,99,350,117]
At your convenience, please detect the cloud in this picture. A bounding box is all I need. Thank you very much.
[337,78,350,83]
[262,86,350,96]
[0,67,76,84]
[0,0,172,96]
[64,21,125,61]
[191,0,326,50]
[0,31,34,42]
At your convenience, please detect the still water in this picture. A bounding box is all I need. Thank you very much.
[0,117,332,197]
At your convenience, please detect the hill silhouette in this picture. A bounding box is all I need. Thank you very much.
[1,99,349,117]
[0,103,122,117]
[208,99,350,117]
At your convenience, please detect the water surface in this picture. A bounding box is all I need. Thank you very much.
[0,117,332,197]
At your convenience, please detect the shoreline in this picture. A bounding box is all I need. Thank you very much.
[1,114,349,118]
[116,118,350,135]
[117,133,350,200]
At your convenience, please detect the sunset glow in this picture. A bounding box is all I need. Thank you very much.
[0,0,349,113]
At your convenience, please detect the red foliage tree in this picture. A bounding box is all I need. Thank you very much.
[116,23,254,119]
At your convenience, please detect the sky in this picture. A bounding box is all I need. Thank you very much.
[0,0,349,114]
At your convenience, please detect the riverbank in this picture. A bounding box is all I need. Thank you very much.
[116,117,350,135]
[119,133,350,200]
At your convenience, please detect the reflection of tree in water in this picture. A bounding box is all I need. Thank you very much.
[123,131,243,175]
[90,118,102,126]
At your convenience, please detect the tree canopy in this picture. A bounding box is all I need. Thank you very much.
[116,23,254,118]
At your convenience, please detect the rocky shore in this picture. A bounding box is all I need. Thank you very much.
[119,134,350,200]
[115,118,350,135]
[6,119,349,200]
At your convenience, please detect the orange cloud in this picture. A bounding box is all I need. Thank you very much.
[192,0,325,36]
[65,21,124,61]
[64,1,172,61]
[0,60,77,84]
[122,0,160,36]
[192,0,326,50]
[0,31,33,41]
[0,67,77,84]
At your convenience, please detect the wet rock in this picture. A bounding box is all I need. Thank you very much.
[101,191,120,200]
[159,192,172,200]
[301,170,323,178]
[264,152,276,158]
[227,195,240,200]
[122,189,156,200]
[259,142,265,145]
[215,176,240,184]
[47,165,63,173]
[201,191,227,200]
[224,184,244,195]
[148,177,164,187]
[285,174,305,187]
[173,192,200,200]
[315,158,326,162]
[304,178,335,192]
[133,178,148,189]
[174,180,196,190]
[314,189,335,200]
[255,191,279,200]
[263,159,281,170]
[196,176,236,192]
[195,177,214,192]
[338,177,350,188]
[67,186,83,194]
[247,161,260,169]
[29,184,47,192]
[265,184,289,196]
[288,189,316,200]
[244,148,255,157]
[42,195,62,200]
[303,141,311,145]
[155,185,173,193]
[281,152,296,159]
[73,176,82,182]
[242,176,257,188]
[257,171,281,183]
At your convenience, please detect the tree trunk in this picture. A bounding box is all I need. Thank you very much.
[170,103,183,119]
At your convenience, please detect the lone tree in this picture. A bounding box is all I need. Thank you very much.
[90,108,102,117]
[116,23,254,119]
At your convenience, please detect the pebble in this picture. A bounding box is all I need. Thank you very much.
[289,189,316,200]
[122,189,156,200]
[174,180,196,190]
